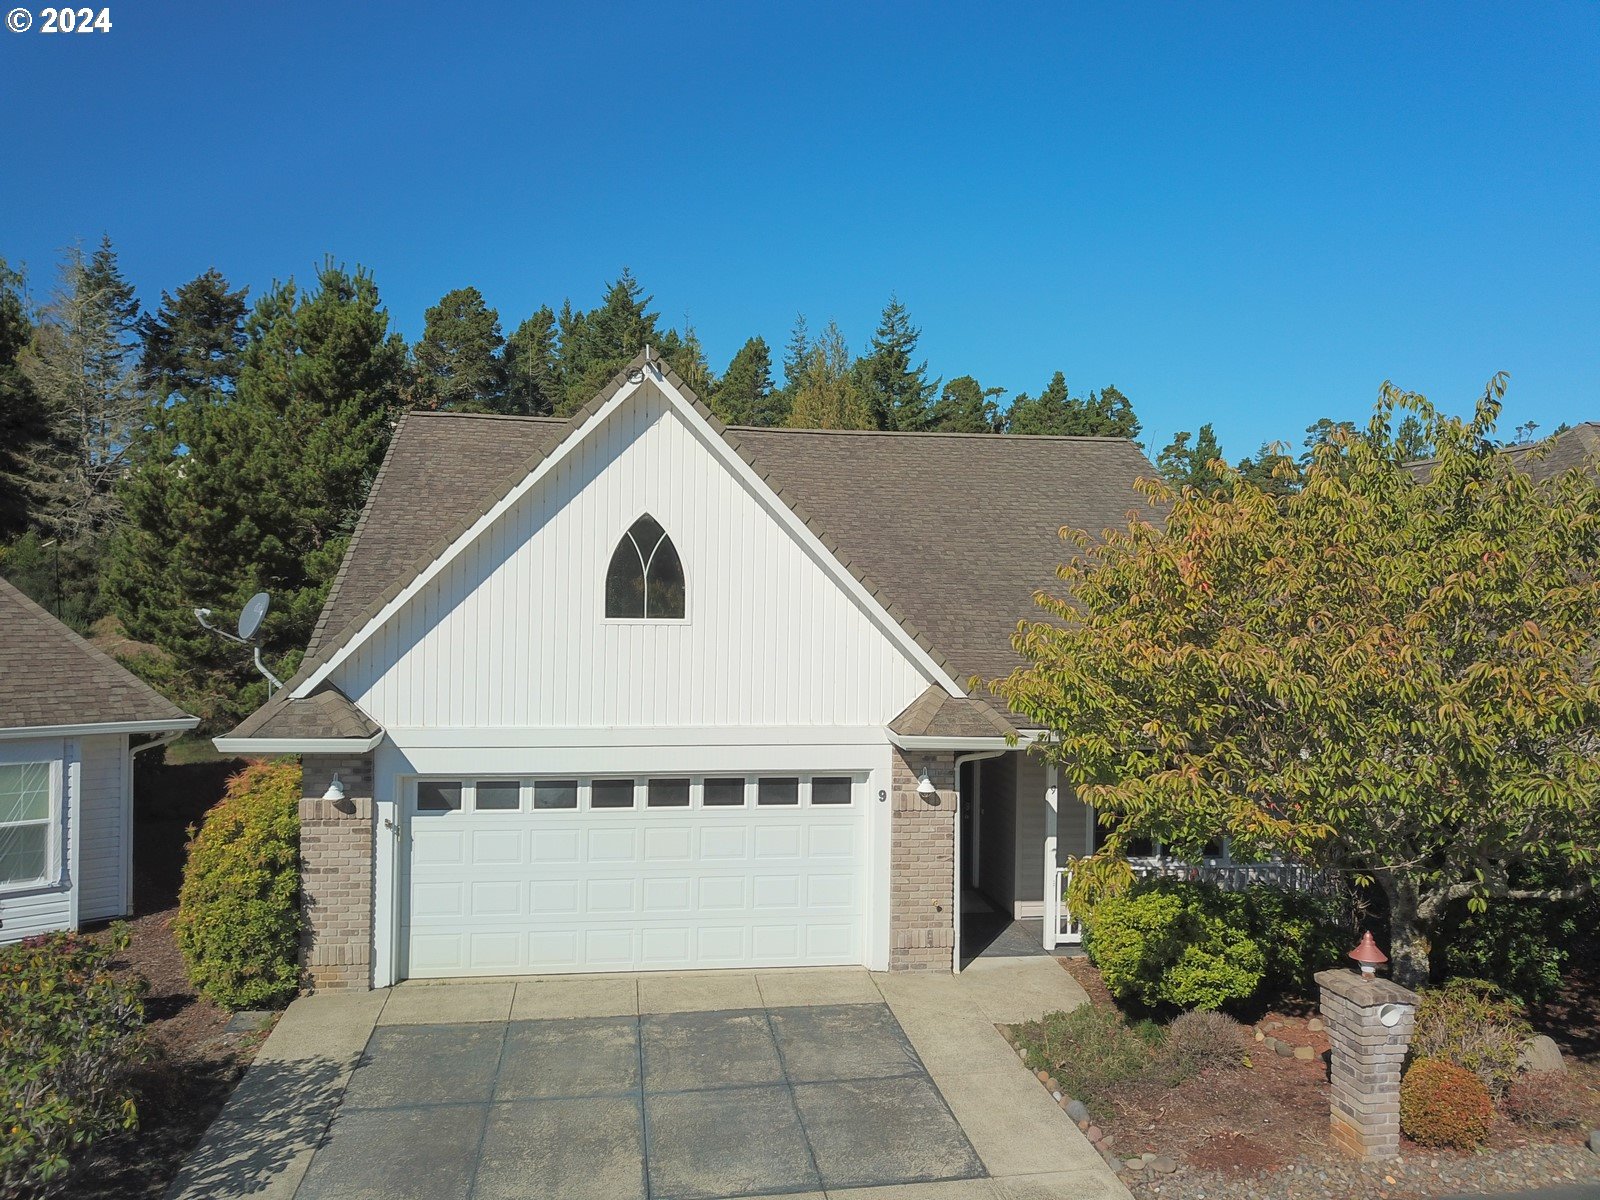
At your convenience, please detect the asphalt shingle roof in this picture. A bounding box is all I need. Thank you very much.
[228,352,1159,740]
[1406,422,1600,485]
[0,575,194,733]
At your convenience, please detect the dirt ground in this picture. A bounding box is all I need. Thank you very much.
[60,756,266,1200]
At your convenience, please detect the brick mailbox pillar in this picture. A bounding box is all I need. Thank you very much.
[1315,967,1421,1160]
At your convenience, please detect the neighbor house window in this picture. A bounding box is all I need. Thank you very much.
[605,515,685,619]
[0,762,51,887]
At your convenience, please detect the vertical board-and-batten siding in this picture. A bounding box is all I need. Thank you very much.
[337,384,934,729]
[76,735,127,922]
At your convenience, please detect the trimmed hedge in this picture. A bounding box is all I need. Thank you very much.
[0,927,147,1196]
[1399,1058,1493,1148]
[174,759,302,1010]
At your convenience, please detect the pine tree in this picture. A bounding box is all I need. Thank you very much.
[20,237,141,544]
[711,337,783,426]
[926,375,1003,433]
[0,259,44,539]
[781,314,810,395]
[857,296,937,431]
[557,269,659,415]
[787,321,873,430]
[1155,423,1225,492]
[410,286,506,412]
[103,261,405,723]
[1005,373,1141,438]
[136,268,248,448]
[503,306,559,416]
[1235,441,1299,495]
[658,322,715,400]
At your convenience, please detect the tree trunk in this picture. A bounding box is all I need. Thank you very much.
[1376,872,1430,987]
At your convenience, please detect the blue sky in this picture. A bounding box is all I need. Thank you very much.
[2,1,1595,456]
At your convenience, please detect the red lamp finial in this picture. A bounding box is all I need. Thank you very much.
[1348,931,1388,978]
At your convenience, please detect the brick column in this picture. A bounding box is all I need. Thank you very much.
[890,749,957,972]
[299,754,375,990]
[1316,968,1421,1160]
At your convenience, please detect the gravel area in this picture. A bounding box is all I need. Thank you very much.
[1125,1142,1600,1200]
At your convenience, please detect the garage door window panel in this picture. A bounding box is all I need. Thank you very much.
[758,777,799,806]
[591,779,637,809]
[647,778,690,807]
[416,781,463,813]
[703,777,746,807]
[811,777,853,806]
[475,781,522,811]
[532,781,579,811]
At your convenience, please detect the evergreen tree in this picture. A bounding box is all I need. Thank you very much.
[1155,423,1226,492]
[0,259,44,539]
[1005,373,1141,439]
[780,313,810,395]
[658,322,715,400]
[19,237,141,545]
[410,286,506,412]
[857,296,937,431]
[1235,441,1299,495]
[557,269,659,415]
[711,337,783,426]
[103,261,405,723]
[135,268,248,451]
[787,321,873,430]
[503,306,559,416]
[927,375,1003,433]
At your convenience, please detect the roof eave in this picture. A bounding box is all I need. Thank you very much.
[887,731,1038,751]
[211,731,385,755]
[0,716,200,741]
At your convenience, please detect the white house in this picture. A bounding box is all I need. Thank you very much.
[0,576,197,942]
[217,350,1152,988]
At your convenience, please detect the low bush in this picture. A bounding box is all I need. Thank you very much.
[174,759,302,1010]
[1502,1070,1588,1130]
[1237,885,1350,994]
[1154,1009,1249,1083]
[1009,1004,1163,1114]
[1085,881,1267,1011]
[1411,978,1530,1099]
[1435,883,1595,1004]
[0,927,147,1196]
[1399,1058,1494,1149]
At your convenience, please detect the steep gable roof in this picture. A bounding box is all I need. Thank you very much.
[224,351,1159,741]
[0,575,196,734]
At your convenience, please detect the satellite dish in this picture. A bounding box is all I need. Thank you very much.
[237,592,271,642]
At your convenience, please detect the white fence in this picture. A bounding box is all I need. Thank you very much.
[1045,857,1336,950]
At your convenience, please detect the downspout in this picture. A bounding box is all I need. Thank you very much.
[130,729,185,760]
[952,747,1007,974]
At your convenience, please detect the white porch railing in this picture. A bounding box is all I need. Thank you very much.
[1043,857,1336,950]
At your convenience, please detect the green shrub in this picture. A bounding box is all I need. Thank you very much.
[1085,881,1266,1010]
[1009,1004,1162,1114]
[175,759,302,1010]
[1154,1009,1249,1083]
[1399,1058,1493,1149]
[1236,885,1350,994]
[1411,977,1530,1100]
[1435,887,1594,1004]
[0,927,147,1195]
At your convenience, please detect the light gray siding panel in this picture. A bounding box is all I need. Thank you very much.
[77,735,126,922]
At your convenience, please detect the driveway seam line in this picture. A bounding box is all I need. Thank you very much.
[761,1004,827,1195]
[634,1013,652,1200]
[289,1001,386,1200]
[459,1019,510,1200]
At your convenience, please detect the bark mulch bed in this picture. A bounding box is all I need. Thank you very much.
[1048,956,1600,1200]
[59,757,271,1200]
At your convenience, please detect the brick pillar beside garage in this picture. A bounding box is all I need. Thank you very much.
[299,754,375,990]
[890,748,957,971]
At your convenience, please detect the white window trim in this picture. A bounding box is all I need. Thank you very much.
[0,752,63,895]
[404,772,863,816]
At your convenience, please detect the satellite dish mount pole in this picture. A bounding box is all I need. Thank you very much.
[195,592,284,695]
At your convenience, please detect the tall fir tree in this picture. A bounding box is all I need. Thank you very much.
[1005,372,1141,439]
[711,337,783,426]
[19,237,142,545]
[410,286,506,412]
[658,322,715,400]
[780,314,810,396]
[556,269,660,415]
[926,375,1003,433]
[136,268,248,444]
[1235,441,1299,495]
[1155,423,1226,492]
[104,261,405,723]
[0,258,44,540]
[787,321,873,430]
[503,306,559,415]
[857,296,937,431]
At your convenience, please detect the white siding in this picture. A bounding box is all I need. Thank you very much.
[338,384,933,730]
[77,735,127,922]
[0,739,72,943]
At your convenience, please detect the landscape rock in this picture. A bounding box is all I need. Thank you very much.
[1275,1039,1294,1057]
[1519,1034,1565,1073]
[1307,1017,1325,1032]
[1065,1099,1090,1123]
[1086,1125,1104,1144]
[1590,1128,1599,1155]
[1149,1155,1178,1173]
[1293,1044,1316,1060]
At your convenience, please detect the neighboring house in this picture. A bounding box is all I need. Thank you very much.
[1406,421,1600,484]
[217,350,1154,988]
[0,576,198,943]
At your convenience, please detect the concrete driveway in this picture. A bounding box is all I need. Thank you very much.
[167,960,1127,1200]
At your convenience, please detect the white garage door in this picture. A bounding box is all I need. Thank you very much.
[401,773,867,978]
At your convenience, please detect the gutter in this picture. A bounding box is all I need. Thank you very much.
[0,717,200,741]
[888,730,1038,752]
[211,732,384,756]
[129,728,187,759]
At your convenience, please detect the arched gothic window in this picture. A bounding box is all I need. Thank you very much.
[604,515,685,619]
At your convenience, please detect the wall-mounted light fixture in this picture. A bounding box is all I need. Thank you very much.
[917,769,937,798]
[322,773,345,802]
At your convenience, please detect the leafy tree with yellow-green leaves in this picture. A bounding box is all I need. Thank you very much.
[997,376,1600,986]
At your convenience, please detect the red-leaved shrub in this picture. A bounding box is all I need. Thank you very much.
[1399,1058,1494,1149]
